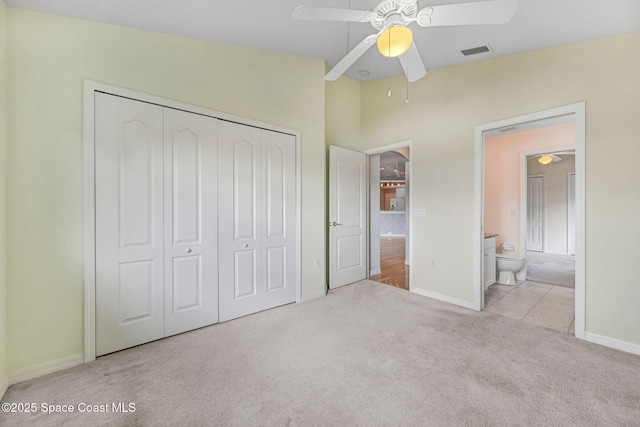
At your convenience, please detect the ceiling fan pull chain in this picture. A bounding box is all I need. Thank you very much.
[346,0,351,53]
[405,55,410,103]
[387,67,392,96]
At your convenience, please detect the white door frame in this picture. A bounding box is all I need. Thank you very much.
[567,172,576,255]
[473,103,586,339]
[83,80,302,362]
[363,140,414,292]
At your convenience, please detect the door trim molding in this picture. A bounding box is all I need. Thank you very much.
[567,172,576,255]
[83,80,302,362]
[473,102,586,339]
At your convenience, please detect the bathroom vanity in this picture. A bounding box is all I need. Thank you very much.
[484,234,497,288]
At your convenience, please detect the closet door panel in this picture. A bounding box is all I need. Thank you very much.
[219,121,262,322]
[163,108,218,336]
[95,93,165,356]
[261,131,297,310]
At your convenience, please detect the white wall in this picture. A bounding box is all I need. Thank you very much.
[359,32,640,347]
[6,8,326,374]
[484,123,576,255]
[527,154,575,254]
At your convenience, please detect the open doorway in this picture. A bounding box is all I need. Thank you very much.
[474,103,585,339]
[328,142,413,292]
[525,150,576,289]
[365,142,412,291]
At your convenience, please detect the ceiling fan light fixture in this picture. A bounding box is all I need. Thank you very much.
[538,155,553,165]
[377,26,413,58]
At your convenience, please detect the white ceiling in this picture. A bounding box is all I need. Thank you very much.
[5,0,640,82]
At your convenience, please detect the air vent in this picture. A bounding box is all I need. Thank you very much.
[460,44,492,56]
[499,126,518,133]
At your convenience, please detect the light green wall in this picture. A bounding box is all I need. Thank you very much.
[0,0,9,396]
[6,8,327,372]
[360,32,640,345]
[326,76,362,150]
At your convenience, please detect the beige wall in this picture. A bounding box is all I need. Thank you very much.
[0,0,9,397]
[6,8,327,372]
[325,76,362,151]
[360,32,640,346]
[527,154,575,255]
[484,123,576,255]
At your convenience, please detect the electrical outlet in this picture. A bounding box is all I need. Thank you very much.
[431,261,436,269]
[314,260,320,269]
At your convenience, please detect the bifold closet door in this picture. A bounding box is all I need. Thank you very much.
[163,108,218,337]
[218,121,296,322]
[95,93,219,356]
[95,93,165,356]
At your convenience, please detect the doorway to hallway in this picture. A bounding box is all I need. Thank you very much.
[366,142,412,291]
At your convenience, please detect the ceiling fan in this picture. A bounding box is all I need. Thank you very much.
[530,151,574,165]
[293,0,519,82]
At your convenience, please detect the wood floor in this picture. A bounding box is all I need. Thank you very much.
[370,236,409,290]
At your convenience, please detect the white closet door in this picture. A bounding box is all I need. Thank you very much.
[95,93,165,356]
[163,109,218,336]
[218,122,297,321]
[218,121,262,321]
[260,130,296,310]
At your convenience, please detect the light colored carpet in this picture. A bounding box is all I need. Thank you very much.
[2,280,640,426]
[526,251,576,288]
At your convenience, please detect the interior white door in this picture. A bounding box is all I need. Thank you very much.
[95,93,165,356]
[218,122,261,321]
[329,145,367,289]
[567,172,576,255]
[527,176,544,252]
[260,130,297,311]
[163,108,218,336]
[218,122,297,321]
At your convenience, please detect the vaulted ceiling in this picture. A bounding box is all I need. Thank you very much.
[5,0,640,81]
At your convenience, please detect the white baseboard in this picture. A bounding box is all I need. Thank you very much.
[7,353,84,386]
[369,268,381,276]
[584,332,640,356]
[299,289,326,303]
[0,375,8,400]
[410,287,477,311]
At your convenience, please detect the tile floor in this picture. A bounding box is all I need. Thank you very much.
[485,280,575,334]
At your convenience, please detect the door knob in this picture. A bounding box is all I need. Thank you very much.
[243,243,249,248]
[185,248,192,253]
[330,221,342,227]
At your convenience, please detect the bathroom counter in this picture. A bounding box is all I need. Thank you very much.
[484,233,499,239]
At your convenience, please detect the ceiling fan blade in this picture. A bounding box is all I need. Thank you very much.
[399,42,427,83]
[417,0,518,27]
[292,6,373,23]
[325,34,378,81]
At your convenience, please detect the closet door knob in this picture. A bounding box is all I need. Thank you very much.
[243,243,249,248]
[185,248,192,253]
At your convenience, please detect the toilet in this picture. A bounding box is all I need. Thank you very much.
[496,255,524,285]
